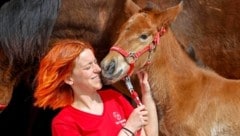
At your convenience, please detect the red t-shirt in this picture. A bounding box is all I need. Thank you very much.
[52,89,137,136]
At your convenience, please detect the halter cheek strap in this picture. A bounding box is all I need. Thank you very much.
[110,46,136,76]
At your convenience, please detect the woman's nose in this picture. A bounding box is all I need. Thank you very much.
[94,63,101,72]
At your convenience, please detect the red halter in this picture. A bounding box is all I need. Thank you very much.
[110,27,166,76]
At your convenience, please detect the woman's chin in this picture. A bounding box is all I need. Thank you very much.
[95,83,103,90]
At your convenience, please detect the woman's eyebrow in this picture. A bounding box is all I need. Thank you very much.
[81,61,94,68]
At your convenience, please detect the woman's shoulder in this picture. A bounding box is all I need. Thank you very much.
[52,106,76,124]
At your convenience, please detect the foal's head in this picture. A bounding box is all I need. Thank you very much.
[101,2,183,84]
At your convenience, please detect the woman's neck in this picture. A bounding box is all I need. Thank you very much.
[71,92,103,115]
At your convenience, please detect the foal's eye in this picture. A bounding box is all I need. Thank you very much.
[139,34,148,40]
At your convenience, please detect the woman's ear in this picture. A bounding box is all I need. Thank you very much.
[64,76,74,85]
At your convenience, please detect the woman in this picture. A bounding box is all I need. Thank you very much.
[34,39,158,136]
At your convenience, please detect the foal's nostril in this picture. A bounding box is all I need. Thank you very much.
[105,60,116,75]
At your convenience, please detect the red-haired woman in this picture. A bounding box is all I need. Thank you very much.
[34,39,158,136]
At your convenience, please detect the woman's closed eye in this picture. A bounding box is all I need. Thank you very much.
[83,66,91,70]
[83,60,98,70]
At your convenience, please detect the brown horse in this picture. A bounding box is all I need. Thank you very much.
[101,2,240,135]
[169,0,240,80]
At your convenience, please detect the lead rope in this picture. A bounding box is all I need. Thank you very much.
[124,76,142,136]
[124,76,142,106]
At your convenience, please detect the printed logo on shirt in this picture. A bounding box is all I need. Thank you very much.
[112,112,126,125]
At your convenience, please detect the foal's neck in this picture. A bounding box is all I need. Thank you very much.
[147,30,201,94]
[147,29,202,110]
[154,30,198,75]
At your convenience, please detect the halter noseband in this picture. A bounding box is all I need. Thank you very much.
[110,27,166,76]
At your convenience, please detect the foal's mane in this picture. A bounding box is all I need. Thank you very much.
[140,2,160,12]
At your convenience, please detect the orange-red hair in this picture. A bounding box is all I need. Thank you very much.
[34,39,93,110]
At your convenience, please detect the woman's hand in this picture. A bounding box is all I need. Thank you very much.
[124,105,148,133]
[137,71,151,95]
[137,71,159,136]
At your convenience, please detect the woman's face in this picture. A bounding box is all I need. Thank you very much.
[66,49,102,93]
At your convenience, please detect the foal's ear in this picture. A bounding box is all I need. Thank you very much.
[124,0,141,17]
[156,1,183,28]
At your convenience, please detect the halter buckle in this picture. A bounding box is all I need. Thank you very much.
[125,52,137,64]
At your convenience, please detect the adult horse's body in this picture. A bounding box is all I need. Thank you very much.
[101,2,240,135]
[170,0,240,79]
